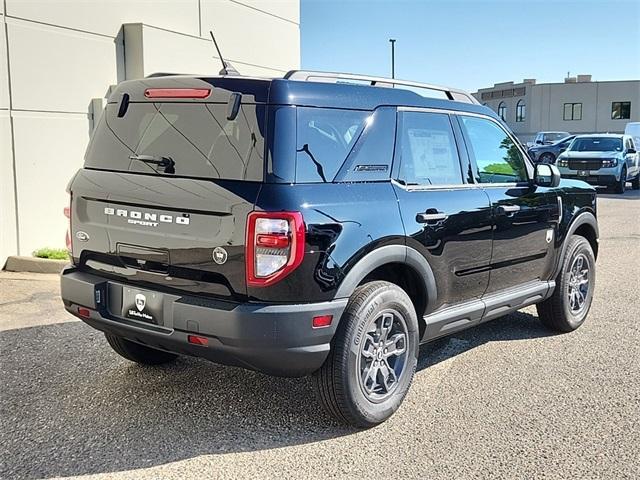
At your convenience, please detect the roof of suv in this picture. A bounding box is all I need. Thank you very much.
[127,70,493,118]
[573,133,625,138]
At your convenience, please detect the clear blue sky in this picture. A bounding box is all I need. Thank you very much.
[301,0,640,92]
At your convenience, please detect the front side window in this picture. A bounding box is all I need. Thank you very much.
[612,102,631,120]
[295,107,368,182]
[396,112,463,186]
[497,102,507,121]
[459,115,528,183]
[516,100,526,122]
[563,103,582,121]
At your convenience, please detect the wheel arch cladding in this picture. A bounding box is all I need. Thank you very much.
[334,245,437,332]
[555,211,599,278]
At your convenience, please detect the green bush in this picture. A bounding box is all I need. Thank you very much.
[32,248,69,260]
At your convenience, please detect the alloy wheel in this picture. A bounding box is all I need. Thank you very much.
[567,253,590,314]
[357,310,409,402]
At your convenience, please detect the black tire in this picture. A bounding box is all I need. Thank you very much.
[631,173,640,190]
[539,152,555,164]
[312,281,419,428]
[105,333,178,365]
[614,167,626,194]
[537,236,595,332]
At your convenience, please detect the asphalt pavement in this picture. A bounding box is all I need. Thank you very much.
[1,189,639,480]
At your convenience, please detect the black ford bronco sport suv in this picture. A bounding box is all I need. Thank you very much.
[61,70,599,427]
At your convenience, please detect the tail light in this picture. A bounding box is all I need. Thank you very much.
[64,195,72,253]
[246,211,305,287]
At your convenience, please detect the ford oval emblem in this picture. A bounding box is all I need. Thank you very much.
[75,231,90,242]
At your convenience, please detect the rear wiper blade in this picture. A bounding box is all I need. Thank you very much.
[129,154,175,174]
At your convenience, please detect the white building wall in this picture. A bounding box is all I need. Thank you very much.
[0,0,300,267]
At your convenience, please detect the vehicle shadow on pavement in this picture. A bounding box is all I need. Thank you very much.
[1,310,551,479]
[596,188,640,200]
[417,310,553,372]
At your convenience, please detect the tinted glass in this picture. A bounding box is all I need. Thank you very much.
[85,102,265,180]
[296,107,368,182]
[569,137,623,152]
[544,132,569,142]
[612,102,631,120]
[564,103,582,121]
[459,116,527,183]
[397,112,462,185]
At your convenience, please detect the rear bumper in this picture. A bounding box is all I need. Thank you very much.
[60,267,347,377]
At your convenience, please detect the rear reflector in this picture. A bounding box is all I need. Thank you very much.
[64,198,72,253]
[312,315,333,328]
[144,88,211,99]
[187,335,209,346]
[77,307,91,318]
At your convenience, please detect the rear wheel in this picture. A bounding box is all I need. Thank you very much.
[614,167,627,194]
[105,333,178,365]
[312,281,419,428]
[537,235,595,332]
[631,173,640,190]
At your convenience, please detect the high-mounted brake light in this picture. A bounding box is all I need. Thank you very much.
[246,212,305,287]
[144,88,211,99]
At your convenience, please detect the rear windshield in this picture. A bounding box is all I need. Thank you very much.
[85,102,266,181]
[569,137,623,152]
[544,132,569,142]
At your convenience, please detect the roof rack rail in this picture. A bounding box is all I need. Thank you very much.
[283,70,479,105]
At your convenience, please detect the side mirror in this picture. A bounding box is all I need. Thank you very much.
[536,140,543,145]
[627,148,637,154]
[535,163,561,188]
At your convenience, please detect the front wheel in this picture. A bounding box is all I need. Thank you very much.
[537,235,595,332]
[614,167,627,194]
[312,281,419,427]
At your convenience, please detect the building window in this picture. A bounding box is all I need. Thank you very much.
[563,103,582,121]
[498,102,507,121]
[612,102,631,120]
[516,100,526,122]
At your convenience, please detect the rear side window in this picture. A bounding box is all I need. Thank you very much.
[396,112,463,185]
[85,102,265,181]
[296,107,368,182]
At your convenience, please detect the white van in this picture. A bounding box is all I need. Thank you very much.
[625,122,640,149]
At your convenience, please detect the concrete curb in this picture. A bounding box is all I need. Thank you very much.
[4,256,68,274]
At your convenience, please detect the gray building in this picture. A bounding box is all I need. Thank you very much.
[473,76,640,142]
[1,0,300,266]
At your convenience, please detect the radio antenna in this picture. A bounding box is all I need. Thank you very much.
[209,30,239,76]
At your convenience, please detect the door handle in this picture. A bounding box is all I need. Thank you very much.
[416,212,448,223]
[497,205,521,215]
